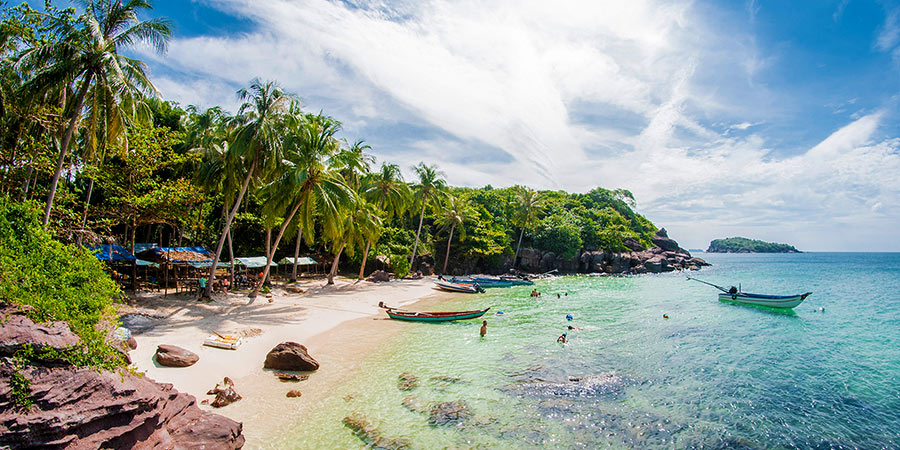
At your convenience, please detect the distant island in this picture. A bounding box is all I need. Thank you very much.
[707,237,801,253]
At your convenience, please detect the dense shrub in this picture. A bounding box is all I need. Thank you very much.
[0,199,126,369]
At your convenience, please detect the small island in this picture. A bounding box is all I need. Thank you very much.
[707,237,801,253]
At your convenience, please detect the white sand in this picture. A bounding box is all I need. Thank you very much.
[124,276,447,446]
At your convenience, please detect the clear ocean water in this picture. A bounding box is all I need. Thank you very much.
[275,253,900,449]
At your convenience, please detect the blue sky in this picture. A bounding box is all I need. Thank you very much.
[56,0,900,250]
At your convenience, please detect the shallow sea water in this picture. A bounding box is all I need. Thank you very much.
[269,253,900,449]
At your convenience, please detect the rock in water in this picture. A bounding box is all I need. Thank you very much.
[207,377,242,408]
[0,362,244,449]
[397,372,418,390]
[428,401,471,426]
[263,342,319,371]
[275,372,309,382]
[342,413,412,450]
[156,344,199,367]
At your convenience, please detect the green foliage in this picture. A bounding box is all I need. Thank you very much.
[533,213,583,259]
[0,199,126,369]
[389,254,410,278]
[708,237,800,253]
[9,350,33,411]
[373,227,415,260]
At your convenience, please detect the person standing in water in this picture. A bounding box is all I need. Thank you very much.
[480,320,487,337]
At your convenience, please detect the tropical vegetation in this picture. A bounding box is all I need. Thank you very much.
[0,0,662,302]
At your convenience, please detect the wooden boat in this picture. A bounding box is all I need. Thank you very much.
[379,303,490,322]
[434,280,484,293]
[718,292,812,309]
[689,277,812,309]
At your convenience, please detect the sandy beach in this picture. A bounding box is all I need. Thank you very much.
[123,276,450,446]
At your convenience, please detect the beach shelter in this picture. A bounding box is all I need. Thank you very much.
[135,246,216,295]
[234,257,276,286]
[85,244,137,290]
[278,256,319,276]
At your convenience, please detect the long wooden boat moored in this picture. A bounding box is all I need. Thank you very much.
[378,303,490,322]
[718,292,812,309]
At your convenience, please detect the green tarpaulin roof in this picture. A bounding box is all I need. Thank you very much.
[234,257,275,268]
[279,257,318,265]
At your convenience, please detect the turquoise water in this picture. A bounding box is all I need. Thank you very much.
[278,253,900,449]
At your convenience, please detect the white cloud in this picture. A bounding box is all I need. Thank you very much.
[141,0,900,250]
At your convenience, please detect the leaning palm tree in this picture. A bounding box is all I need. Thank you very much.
[435,195,475,275]
[358,162,410,279]
[204,79,295,297]
[325,199,381,285]
[512,186,545,269]
[17,0,171,226]
[249,113,353,298]
[409,162,446,269]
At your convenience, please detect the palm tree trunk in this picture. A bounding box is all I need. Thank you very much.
[291,227,303,282]
[442,223,455,275]
[76,177,95,246]
[250,199,304,298]
[409,199,427,267]
[358,240,372,280]
[514,227,525,269]
[205,159,256,297]
[19,165,33,200]
[43,72,93,227]
[226,225,235,286]
[327,241,346,285]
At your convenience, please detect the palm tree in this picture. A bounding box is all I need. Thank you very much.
[17,0,171,226]
[435,195,475,275]
[205,79,295,297]
[249,113,353,298]
[409,162,446,270]
[359,162,410,279]
[512,186,545,268]
[325,199,381,285]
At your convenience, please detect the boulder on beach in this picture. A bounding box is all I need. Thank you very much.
[286,389,302,398]
[366,270,391,282]
[275,372,309,382]
[263,342,319,371]
[155,344,199,367]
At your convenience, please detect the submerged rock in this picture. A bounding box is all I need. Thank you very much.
[428,401,471,426]
[397,372,418,391]
[155,344,199,367]
[342,413,412,450]
[263,342,319,371]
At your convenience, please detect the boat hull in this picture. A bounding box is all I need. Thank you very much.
[434,281,480,293]
[718,292,811,309]
[385,307,490,322]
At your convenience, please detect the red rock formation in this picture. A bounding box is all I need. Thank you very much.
[0,304,244,449]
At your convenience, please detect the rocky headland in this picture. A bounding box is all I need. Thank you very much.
[0,304,245,449]
[516,228,710,275]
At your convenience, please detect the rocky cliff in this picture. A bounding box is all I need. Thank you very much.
[517,228,710,274]
[0,304,244,449]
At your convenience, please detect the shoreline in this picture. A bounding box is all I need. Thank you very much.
[124,276,453,446]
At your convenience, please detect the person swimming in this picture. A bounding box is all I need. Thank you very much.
[480,320,487,337]
[557,332,568,343]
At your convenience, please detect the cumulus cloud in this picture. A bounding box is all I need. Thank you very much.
[141,0,900,250]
